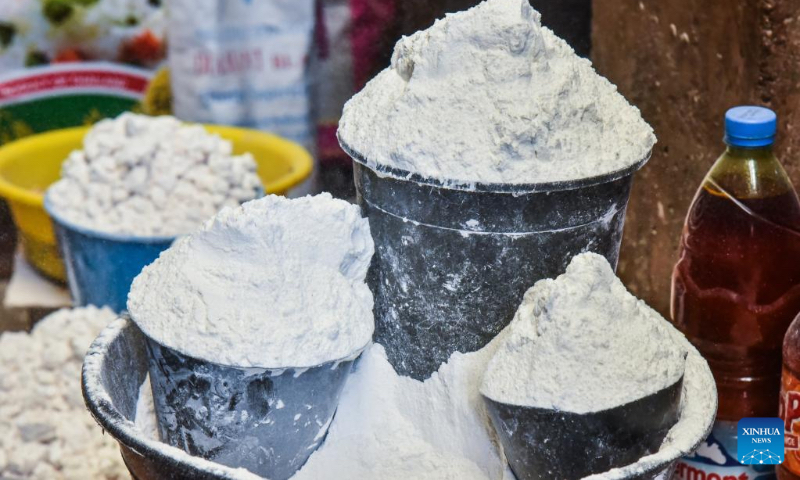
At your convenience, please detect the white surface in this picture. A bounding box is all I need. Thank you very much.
[4,253,71,309]
[339,0,655,186]
[47,113,262,237]
[128,193,375,369]
[482,253,687,413]
[135,374,157,439]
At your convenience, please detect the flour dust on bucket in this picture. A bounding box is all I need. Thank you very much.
[484,377,684,480]
[346,141,650,380]
[143,335,364,480]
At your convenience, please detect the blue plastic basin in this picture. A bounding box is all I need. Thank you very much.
[44,196,175,312]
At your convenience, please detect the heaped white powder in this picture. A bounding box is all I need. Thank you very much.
[128,193,375,368]
[338,0,656,186]
[481,253,687,413]
[276,342,514,480]
[0,307,126,480]
[47,113,262,236]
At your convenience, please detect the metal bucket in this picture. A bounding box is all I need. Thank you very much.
[143,332,364,480]
[44,195,174,312]
[484,377,684,480]
[82,317,254,480]
[343,140,650,380]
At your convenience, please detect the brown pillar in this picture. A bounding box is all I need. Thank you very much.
[593,0,800,315]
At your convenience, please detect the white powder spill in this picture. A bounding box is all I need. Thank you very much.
[294,343,514,480]
[47,113,262,237]
[482,253,687,413]
[0,307,126,480]
[135,375,158,440]
[338,0,656,186]
[128,193,375,368]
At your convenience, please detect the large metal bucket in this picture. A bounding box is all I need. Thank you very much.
[344,139,650,380]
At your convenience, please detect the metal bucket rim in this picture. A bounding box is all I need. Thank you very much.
[339,136,652,194]
[137,315,371,372]
[45,192,180,244]
[82,317,258,480]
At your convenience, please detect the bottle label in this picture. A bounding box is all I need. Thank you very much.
[780,366,800,474]
[675,421,776,479]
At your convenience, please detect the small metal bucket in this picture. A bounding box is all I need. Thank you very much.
[143,333,365,480]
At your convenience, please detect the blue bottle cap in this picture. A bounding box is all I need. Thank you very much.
[724,106,777,147]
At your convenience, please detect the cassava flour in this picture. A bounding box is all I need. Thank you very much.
[128,193,375,368]
[0,307,125,480]
[338,0,656,186]
[47,113,262,236]
[481,253,687,413]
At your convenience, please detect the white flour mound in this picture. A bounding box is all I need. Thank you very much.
[0,307,125,480]
[47,113,262,236]
[128,193,375,368]
[482,253,687,413]
[338,0,655,186]
[281,343,514,480]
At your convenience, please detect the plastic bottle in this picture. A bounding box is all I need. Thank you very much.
[671,106,800,479]
[780,314,800,479]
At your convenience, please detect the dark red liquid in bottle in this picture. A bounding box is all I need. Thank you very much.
[672,180,800,421]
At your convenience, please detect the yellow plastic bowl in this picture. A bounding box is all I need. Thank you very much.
[0,125,313,282]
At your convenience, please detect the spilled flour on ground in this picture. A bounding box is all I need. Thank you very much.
[482,253,687,413]
[128,193,375,368]
[0,307,125,479]
[339,0,655,185]
[47,113,262,236]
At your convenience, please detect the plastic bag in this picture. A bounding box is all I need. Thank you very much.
[168,0,315,150]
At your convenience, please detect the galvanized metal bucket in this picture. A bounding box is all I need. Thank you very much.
[143,334,364,480]
[343,139,650,380]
